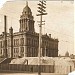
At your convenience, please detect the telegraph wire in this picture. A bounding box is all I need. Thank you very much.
[42,26,74,38]
[0,13,74,40]
[0,13,74,39]
[0,13,19,21]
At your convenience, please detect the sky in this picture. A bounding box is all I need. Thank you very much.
[0,0,74,56]
[0,0,8,8]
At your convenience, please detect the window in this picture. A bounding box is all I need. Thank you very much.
[2,40,5,47]
[20,47,24,57]
[20,38,24,46]
[32,39,34,46]
[32,48,35,57]
[27,38,31,45]
[16,39,19,46]
[14,55,15,58]
[0,49,2,54]
[27,47,30,57]
[35,40,37,46]
[14,48,19,53]
[14,39,19,46]
[20,47,24,53]
[14,48,16,53]
[16,48,19,53]
[0,41,2,48]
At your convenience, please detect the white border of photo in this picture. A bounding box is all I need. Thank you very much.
[68,71,75,75]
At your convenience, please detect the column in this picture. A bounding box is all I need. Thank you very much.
[27,19,29,31]
[22,20,23,31]
[24,19,25,31]
[20,20,22,31]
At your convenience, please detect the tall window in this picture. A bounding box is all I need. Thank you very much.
[13,48,19,58]
[20,38,24,46]
[0,41,2,48]
[0,49,2,54]
[27,38,30,45]
[32,39,34,46]
[14,48,19,53]
[27,47,30,57]
[14,48,16,53]
[14,39,19,46]
[16,39,19,46]
[20,47,24,57]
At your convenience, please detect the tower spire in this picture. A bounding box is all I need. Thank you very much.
[26,1,28,6]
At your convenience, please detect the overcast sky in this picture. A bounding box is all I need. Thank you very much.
[0,0,74,55]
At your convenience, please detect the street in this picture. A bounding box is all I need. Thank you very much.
[0,73,68,75]
[0,73,38,75]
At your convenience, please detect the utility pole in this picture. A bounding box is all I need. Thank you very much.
[37,0,47,75]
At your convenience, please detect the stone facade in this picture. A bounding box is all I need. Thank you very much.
[0,2,58,58]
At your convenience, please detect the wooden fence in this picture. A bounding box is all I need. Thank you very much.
[0,64,54,73]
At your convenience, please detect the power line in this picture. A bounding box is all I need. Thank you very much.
[0,13,19,21]
[36,20,74,38]
[0,13,73,39]
[42,26,73,38]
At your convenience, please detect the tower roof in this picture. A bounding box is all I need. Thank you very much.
[23,1,32,15]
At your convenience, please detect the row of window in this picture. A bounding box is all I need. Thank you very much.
[13,47,24,53]
[20,47,24,53]
[0,38,58,48]
[0,40,8,48]
[13,47,24,57]
[42,41,58,49]
[14,47,24,57]
[13,47,38,57]
[27,47,38,57]
[14,39,19,46]
[13,38,24,46]
[0,38,25,47]
[14,48,19,53]
[42,46,58,50]
[13,54,19,58]
[42,49,58,57]
[27,38,38,46]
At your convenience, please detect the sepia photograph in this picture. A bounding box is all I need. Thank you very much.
[0,0,74,75]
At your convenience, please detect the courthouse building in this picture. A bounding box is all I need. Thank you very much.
[0,2,58,58]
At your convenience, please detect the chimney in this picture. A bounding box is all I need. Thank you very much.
[4,15,7,57]
[9,27,13,34]
[49,34,51,38]
[9,27,13,58]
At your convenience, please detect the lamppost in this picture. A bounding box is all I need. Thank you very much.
[37,0,47,75]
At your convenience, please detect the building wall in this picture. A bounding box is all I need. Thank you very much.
[0,32,58,58]
[42,35,58,57]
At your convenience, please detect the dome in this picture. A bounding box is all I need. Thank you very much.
[23,1,32,15]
